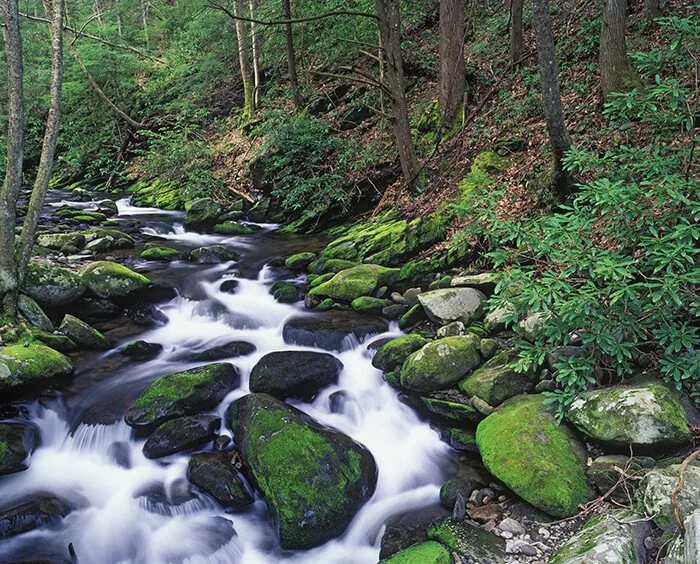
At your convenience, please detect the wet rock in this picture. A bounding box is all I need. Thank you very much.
[185,340,256,362]
[124,363,240,430]
[79,261,150,300]
[379,505,448,560]
[0,423,38,475]
[18,294,54,332]
[427,517,506,562]
[188,245,239,264]
[371,333,427,371]
[73,296,121,320]
[219,279,239,293]
[309,264,400,303]
[107,441,131,468]
[476,394,593,518]
[249,351,344,399]
[283,312,388,351]
[32,331,77,353]
[285,252,316,271]
[82,228,135,250]
[639,462,700,531]
[140,246,180,261]
[0,343,73,392]
[382,304,408,320]
[399,335,482,393]
[144,415,220,458]
[58,314,112,350]
[126,283,177,305]
[308,258,357,275]
[440,477,482,511]
[351,296,393,315]
[23,261,86,307]
[184,197,222,231]
[418,287,487,325]
[122,340,163,361]
[213,435,231,451]
[403,288,422,306]
[228,393,378,549]
[213,221,254,235]
[379,540,452,563]
[450,272,498,295]
[36,232,86,250]
[270,281,299,303]
[420,395,481,424]
[127,304,168,327]
[0,493,73,540]
[186,452,253,509]
[399,304,427,329]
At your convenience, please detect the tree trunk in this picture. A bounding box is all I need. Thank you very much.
[282,0,301,106]
[600,0,629,101]
[17,0,65,285]
[249,0,262,107]
[0,0,24,316]
[510,0,524,64]
[643,0,660,19]
[532,0,572,197]
[234,0,255,119]
[375,0,420,190]
[439,0,467,127]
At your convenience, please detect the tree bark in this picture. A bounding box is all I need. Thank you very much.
[0,0,24,316]
[439,0,467,127]
[375,0,420,189]
[643,0,660,19]
[532,0,572,197]
[249,0,262,107]
[282,0,301,106]
[510,0,524,64]
[233,0,255,119]
[600,0,629,101]
[17,0,65,285]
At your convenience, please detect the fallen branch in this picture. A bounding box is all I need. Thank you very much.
[206,1,376,25]
[672,449,700,530]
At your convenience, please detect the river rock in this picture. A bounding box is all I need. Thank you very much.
[399,335,482,393]
[270,282,299,303]
[549,509,651,564]
[186,340,256,362]
[588,455,655,500]
[187,452,253,510]
[309,264,400,302]
[228,393,378,549]
[143,415,220,458]
[18,294,53,332]
[213,221,253,235]
[476,394,593,518]
[379,506,448,560]
[122,340,163,360]
[351,296,393,314]
[82,228,135,250]
[308,258,357,275]
[428,517,506,562]
[33,331,77,353]
[79,261,150,300]
[371,333,427,371]
[0,343,73,392]
[124,363,240,430]
[36,232,86,250]
[458,350,538,406]
[140,246,180,261]
[417,287,486,325]
[187,245,239,263]
[639,462,700,531]
[379,540,452,564]
[283,312,388,351]
[440,477,483,511]
[249,351,344,399]
[284,252,316,271]
[0,493,74,540]
[22,261,86,307]
[184,197,222,231]
[566,379,692,448]
[450,272,498,295]
[73,296,121,320]
[58,314,111,349]
[0,423,38,475]
[420,394,482,424]
[399,304,427,329]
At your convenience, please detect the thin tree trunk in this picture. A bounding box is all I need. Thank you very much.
[141,0,150,46]
[233,0,255,119]
[643,0,660,19]
[17,0,65,284]
[532,0,572,197]
[249,0,262,106]
[600,0,629,101]
[0,0,24,316]
[375,0,420,190]
[282,0,301,106]
[510,0,524,64]
[439,0,467,127]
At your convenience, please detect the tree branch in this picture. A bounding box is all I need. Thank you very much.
[206,1,376,25]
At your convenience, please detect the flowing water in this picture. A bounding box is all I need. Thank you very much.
[0,196,453,563]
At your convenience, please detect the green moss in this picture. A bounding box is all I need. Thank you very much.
[380,541,452,564]
[79,261,150,298]
[309,264,400,302]
[0,343,73,391]
[213,221,254,235]
[372,334,428,371]
[420,397,480,423]
[130,179,185,210]
[426,518,504,561]
[458,350,537,406]
[458,151,509,202]
[351,296,392,314]
[308,258,357,275]
[132,370,212,411]
[309,272,335,288]
[429,275,452,290]
[140,246,180,260]
[285,252,317,271]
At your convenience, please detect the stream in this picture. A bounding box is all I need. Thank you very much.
[0,195,455,563]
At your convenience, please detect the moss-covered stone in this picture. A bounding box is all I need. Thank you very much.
[400,335,482,393]
[58,314,111,350]
[0,343,73,392]
[271,282,299,303]
[187,245,239,263]
[124,363,240,430]
[140,246,180,261]
[476,394,593,518]
[440,477,482,511]
[458,350,537,406]
[420,397,481,424]
[309,272,335,288]
[427,518,505,562]
[36,232,86,250]
[130,178,186,210]
[17,295,53,332]
[122,340,163,360]
[309,264,400,302]
[143,415,220,459]
[23,261,86,307]
[32,331,76,352]
[429,275,452,290]
[639,463,700,531]
[213,221,254,235]
[351,296,393,314]
[379,541,452,564]
[228,393,377,549]
[184,197,222,230]
[79,261,150,299]
[285,252,316,271]
[82,228,135,249]
[308,258,357,275]
[187,452,254,510]
[399,304,427,329]
[0,423,38,475]
[372,334,427,371]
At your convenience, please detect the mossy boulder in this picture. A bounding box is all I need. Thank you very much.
[372,333,427,371]
[58,314,111,350]
[143,415,220,459]
[228,393,378,549]
[476,394,593,518]
[639,463,700,531]
[308,258,357,275]
[399,304,427,329]
[23,261,86,307]
[187,245,239,263]
[32,331,76,352]
[399,335,482,393]
[0,343,73,392]
[187,452,254,510]
[427,518,505,562]
[140,246,180,261]
[122,340,163,360]
[309,272,335,288]
[124,363,240,430]
[36,232,86,250]
[440,477,483,511]
[270,282,299,303]
[79,261,150,299]
[0,423,38,475]
[249,351,343,399]
[379,541,453,564]
[566,379,692,448]
[420,396,481,424]
[351,296,393,314]
[417,288,486,325]
[284,252,316,271]
[17,295,53,332]
[184,197,222,230]
[458,350,538,406]
[309,264,400,302]
[213,221,254,235]
[82,228,135,249]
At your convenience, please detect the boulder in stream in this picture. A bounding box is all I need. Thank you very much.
[371,333,427,371]
[58,314,112,350]
[187,452,253,509]
[122,340,164,361]
[22,261,86,307]
[79,261,150,300]
[0,423,39,475]
[0,343,73,393]
[0,493,74,540]
[187,245,239,264]
[185,340,256,362]
[309,264,400,302]
[17,294,54,332]
[427,517,506,562]
[144,415,220,458]
[283,312,388,351]
[184,197,222,231]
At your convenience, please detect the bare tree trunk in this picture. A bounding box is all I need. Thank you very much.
[0,0,24,316]
[249,0,262,106]
[439,0,467,127]
[141,0,150,46]
[17,0,65,284]
[282,0,301,106]
[510,0,524,64]
[600,0,629,101]
[532,0,572,197]
[643,0,660,19]
[234,0,255,119]
[375,0,420,190]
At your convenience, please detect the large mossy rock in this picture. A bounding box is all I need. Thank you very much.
[228,393,378,549]
[566,379,692,448]
[427,518,505,563]
[372,334,427,371]
[399,335,481,393]
[379,541,453,564]
[187,245,239,264]
[283,312,388,351]
[36,232,86,251]
[0,423,38,475]
[58,314,111,350]
[0,343,73,392]
[82,228,135,250]
[17,294,53,332]
[458,350,537,406]
[549,510,650,564]
[309,264,400,302]
[184,197,222,230]
[249,351,343,399]
[417,288,486,325]
[187,452,254,510]
[23,261,86,307]
[79,261,150,300]
[213,221,253,235]
[476,394,593,518]
[143,415,220,458]
[639,462,700,531]
[124,363,240,430]
[284,252,316,271]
